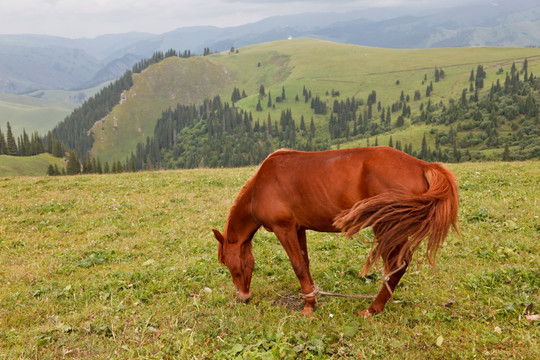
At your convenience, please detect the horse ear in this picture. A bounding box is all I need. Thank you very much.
[212,229,224,244]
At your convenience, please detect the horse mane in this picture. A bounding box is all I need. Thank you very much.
[224,149,292,243]
[224,171,257,243]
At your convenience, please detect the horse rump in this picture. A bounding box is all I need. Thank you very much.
[333,162,458,275]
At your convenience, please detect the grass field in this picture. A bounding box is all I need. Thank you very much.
[0,161,538,359]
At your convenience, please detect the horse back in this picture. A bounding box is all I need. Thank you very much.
[250,147,428,232]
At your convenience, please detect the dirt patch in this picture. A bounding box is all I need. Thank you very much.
[273,294,303,311]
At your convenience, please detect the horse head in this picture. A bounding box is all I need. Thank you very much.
[212,229,254,302]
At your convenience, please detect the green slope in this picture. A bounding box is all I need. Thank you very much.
[91,39,540,164]
[0,93,75,137]
[0,81,114,137]
[0,153,64,177]
[91,57,236,163]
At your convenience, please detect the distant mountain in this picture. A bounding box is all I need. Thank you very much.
[0,0,539,95]
[0,34,149,94]
[77,54,140,90]
[0,41,101,94]
[316,0,540,48]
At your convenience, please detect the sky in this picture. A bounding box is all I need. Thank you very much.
[0,0,480,39]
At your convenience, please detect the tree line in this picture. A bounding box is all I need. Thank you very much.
[0,122,66,158]
[116,93,328,171]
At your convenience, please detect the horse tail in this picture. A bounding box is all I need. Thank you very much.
[333,162,459,275]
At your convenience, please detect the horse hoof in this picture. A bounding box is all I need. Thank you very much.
[301,307,314,317]
[359,309,373,318]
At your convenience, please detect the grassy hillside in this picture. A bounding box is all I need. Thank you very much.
[0,161,538,358]
[91,39,540,164]
[0,81,114,138]
[0,153,64,177]
[0,94,75,137]
[91,56,236,163]
[26,80,113,104]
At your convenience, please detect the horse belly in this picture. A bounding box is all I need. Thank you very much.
[253,177,357,233]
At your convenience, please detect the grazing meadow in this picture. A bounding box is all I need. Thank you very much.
[0,161,538,359]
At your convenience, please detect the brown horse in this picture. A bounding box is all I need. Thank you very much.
[212,146,458,317]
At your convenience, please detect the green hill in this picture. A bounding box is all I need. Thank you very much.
[87,39,540,164]
[0,153,64,177]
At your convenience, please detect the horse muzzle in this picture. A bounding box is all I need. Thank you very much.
[236,290,251,303]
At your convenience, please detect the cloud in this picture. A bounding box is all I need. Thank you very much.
[0,0,480,38]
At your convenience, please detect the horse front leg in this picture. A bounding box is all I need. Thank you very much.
[297,228,315,286]
[360,246,411,318]
[274,226,317,316]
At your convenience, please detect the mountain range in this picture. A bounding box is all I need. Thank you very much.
[1,0,539,95]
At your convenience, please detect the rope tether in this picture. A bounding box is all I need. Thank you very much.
[302,262,407,300]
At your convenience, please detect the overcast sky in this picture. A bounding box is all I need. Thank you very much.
[0,0,480,39]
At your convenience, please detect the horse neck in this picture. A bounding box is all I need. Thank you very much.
[225,175,258,244]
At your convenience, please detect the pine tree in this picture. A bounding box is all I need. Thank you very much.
[420,134,429,160]
[267,114,272,137]
[0,128,6,154]
[461,88,468,106]
[300,115,306,131]
[502,141,510,161]
[66,151,81,175]
[96,158,103,174]
[6,122,18,155]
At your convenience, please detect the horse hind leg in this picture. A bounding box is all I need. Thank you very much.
[273,225,317,316]
[360,240,411,318]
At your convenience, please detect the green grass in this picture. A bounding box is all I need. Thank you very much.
[91,39,540,164]
[0,154,64,177]
[0,161,538,358]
